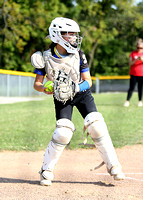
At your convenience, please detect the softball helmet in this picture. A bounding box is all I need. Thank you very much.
[48,17,82,53]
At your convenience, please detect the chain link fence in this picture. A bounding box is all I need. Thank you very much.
[90,77,138,93]
[0,70,46,97]
[0,69,136,97]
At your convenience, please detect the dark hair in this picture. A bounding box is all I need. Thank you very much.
[49,42,57,49]
[49,42,57,55]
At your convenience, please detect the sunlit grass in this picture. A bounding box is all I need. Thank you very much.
[0,92,143,151]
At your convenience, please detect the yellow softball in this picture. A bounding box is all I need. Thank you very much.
[44,81,53,92]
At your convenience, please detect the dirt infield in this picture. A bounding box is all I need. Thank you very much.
[0,145,143,200]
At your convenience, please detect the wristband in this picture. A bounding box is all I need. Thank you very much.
[79,80,90,92]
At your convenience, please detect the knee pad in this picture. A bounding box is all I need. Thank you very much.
[84,112,121,170]
[52,119,75,145]
[84,112,108,141]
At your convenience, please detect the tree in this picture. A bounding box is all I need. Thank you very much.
[1,0,143,76]
[74,0,143,75]
[0,0,68,71]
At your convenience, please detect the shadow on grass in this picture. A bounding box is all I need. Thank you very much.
[0,177,114,187]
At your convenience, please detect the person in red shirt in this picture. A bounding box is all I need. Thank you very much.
[124,38,143,107]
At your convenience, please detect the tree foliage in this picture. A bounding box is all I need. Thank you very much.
[0,0,143,75]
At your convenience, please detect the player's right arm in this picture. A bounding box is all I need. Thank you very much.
[34,74,45,92]
[34,74,53,95]
[31,51,52,95]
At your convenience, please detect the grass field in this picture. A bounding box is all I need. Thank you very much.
[0,92,143,151]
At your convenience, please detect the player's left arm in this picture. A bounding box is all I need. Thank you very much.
[77,50,92,92]
[80,71,92,89]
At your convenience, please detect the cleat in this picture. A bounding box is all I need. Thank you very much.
[108,166,125,181]
[39,169,54,186]
[113,172,125,180]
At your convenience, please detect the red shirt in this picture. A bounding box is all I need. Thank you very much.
[129,50,143,76]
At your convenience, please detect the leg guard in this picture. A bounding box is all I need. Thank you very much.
[42,119,75,173]
[84,112,124,178]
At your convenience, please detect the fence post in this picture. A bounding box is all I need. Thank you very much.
[96,77,100,93]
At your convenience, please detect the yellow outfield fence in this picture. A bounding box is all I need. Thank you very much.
[0,69,36,77]
[0,69,131,96]
[91,75,130,80]
[0,69,130,79]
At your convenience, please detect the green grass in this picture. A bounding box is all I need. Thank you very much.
[0,93,143,151]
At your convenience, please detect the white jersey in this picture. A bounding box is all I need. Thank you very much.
[43,49,80,83]
[31,46,89,83]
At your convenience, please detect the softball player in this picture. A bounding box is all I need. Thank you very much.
[31,17,125,186]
